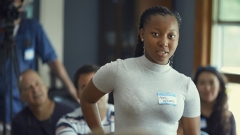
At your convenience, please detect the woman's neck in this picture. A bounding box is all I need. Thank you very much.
[201,101,215,117]
[30,99,55,121]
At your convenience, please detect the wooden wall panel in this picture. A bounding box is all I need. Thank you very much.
[194,0,213,70]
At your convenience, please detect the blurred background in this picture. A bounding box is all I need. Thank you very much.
[24,0,240,133]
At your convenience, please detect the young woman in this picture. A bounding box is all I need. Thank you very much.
[80,6,201,135]
[193,67,236,135]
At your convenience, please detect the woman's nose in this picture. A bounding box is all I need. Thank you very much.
[158,37,168,47]
[205,85,211,91]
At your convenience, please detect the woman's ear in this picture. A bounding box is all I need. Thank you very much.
[139,28,144,40]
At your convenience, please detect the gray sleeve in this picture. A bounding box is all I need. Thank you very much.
[183,78,201,117]
[92,60,119,93]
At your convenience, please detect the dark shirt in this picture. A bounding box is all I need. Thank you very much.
[201,112,236,135]
[11,101,74,135]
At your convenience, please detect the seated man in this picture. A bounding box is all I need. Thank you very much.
[56,64,114,135]
[11,69,74,135]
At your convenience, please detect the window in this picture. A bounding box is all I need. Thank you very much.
[212,0,240,133]
[212,0,240,75]
[23,0,39,20]
[227,83,240,134]
[219,0,240,22]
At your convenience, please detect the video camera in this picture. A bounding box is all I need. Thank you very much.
[0,0,22,21]
[0,0,24,45]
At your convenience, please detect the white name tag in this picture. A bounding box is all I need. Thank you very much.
[157,92,177,106]
[24,48,34,60]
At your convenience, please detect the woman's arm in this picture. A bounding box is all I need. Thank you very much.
[80,79,106,135]
[177,121,184,135]
[180,116,200,135]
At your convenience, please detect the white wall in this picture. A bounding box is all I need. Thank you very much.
[38,0,64,87]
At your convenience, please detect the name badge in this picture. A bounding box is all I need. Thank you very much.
[24,48,34,60]
[157,92,177,106]
[201,118,207,129]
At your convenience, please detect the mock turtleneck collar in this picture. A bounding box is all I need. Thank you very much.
[139,55,171,72]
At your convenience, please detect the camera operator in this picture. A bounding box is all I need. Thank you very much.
[0,0,78,134]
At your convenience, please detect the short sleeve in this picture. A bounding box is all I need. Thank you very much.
[35,22,57,63]
[183,78,201,117]
[92,61,119,93]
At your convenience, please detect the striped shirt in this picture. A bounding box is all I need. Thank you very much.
[56,104,114,135]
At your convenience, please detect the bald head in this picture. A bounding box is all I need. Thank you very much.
[18,69,49,106]
[18,69,41,93]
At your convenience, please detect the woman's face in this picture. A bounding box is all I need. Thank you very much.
[196,72,220,103]
[140,14,179,65]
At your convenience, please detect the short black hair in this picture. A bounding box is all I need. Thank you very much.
[73,64,100,90]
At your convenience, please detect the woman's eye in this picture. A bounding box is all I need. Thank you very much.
[168,35,175,38]
[152,32,159,37]
[198,81,205,86]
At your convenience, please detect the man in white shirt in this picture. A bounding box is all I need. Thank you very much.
[56,64,114,135]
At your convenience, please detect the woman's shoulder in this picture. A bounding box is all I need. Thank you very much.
[115,57,139,64]
[170,69,192,84]
[102,57,139,70]
[229,111,236,121]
